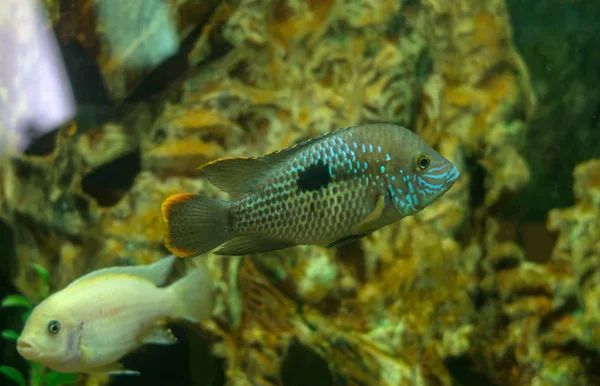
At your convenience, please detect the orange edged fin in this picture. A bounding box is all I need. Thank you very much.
[161,194,231,258]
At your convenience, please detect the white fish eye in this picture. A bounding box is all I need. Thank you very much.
[47,320,61,335]
[416,154,430,170]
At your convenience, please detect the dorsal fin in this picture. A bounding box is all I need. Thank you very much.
[67,255,177,288]
[197,126,354,198]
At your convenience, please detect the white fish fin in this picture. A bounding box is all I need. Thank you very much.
[197,126,354,198]
[139,325,178,345]
[168,261,214,323]
[214,235,295,256]
[87,362,140,376]
[67,255,177,288]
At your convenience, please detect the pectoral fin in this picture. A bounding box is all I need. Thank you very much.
[356,193,387,233]
[326,193,387,248]
[140,325,178,345]
[87,362,140,376]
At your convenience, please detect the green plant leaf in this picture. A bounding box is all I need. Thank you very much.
[1,329,20,341]
[30,263,50,285]
[0,366,26,386]
[38,286,50,300]
[21,310,32,324]
[43,371,79,386]
[30,362,41,386]
[1,295,32,309]
[30,263,51,299]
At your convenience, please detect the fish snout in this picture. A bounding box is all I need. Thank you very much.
[17,338,37,359]
[445,166,460,185]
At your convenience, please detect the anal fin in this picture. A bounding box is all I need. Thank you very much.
[326,232,373,248]
[139,325,178,345]
[215,235,295,256]
[88,362,140,376]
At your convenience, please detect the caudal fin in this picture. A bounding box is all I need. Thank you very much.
[168,262,214,323]
[161,194,231,258]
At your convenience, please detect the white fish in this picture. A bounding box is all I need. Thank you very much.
[16,255,213,375]
[0,0,75,157]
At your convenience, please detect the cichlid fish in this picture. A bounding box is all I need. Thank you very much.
[16,255,213,375]
[161,123,460,258]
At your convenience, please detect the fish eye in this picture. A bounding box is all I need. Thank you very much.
[47,320,61,335]
[416,155,430,170]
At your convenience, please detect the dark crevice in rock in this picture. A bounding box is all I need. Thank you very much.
[23,128,60,157]
[335,238,366,284]
[470,286,487,311]
[60,41,112,106]
[505,286,553,303]
[445,355,500,386]
[467,157,486,209]
[538,296,579,335]
[491,256,521,272]
[123,1,229,105]
[282,340,333,386]
[81,148,141,207]
[111,324,192,386]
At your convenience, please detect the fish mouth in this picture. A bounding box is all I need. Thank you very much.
[445,166,460,185]
[17,339,38,360]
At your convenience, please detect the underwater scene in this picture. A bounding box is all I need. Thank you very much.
[1,0,599,385]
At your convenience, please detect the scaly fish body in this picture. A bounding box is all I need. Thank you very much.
[17,255,213,375]
[162,123,460,257]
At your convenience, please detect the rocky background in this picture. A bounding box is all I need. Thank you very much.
[0,0,599,385]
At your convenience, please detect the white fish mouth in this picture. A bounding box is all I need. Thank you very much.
[17,339,39,360]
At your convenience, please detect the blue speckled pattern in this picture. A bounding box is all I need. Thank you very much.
[229,123,460,245]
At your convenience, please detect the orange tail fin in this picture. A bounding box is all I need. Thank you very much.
[161,194,230,258]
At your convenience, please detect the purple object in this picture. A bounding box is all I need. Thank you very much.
[0,0,75,156]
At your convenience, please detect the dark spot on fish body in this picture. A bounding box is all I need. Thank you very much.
[297,160,332,192]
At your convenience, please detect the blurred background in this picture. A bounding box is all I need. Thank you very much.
[1,0,599,385]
